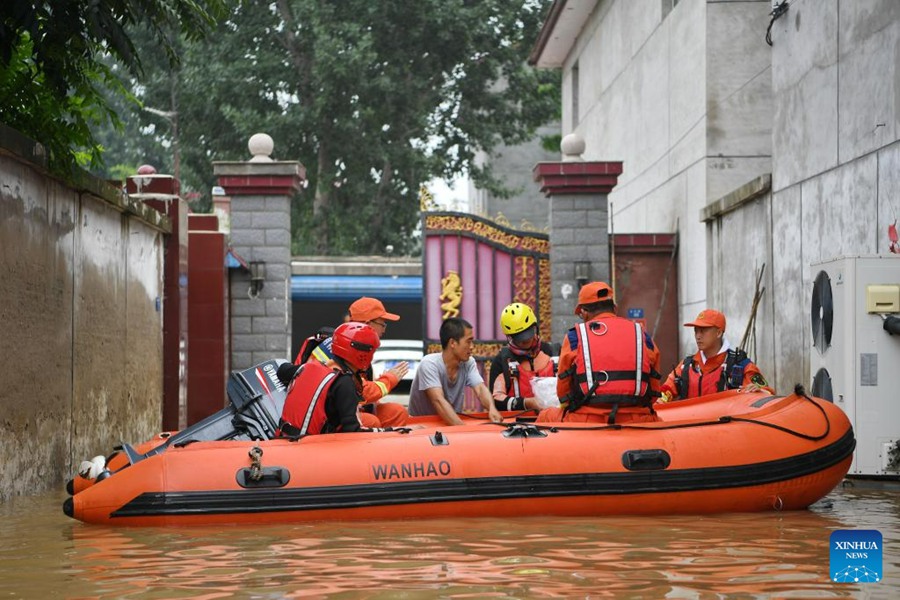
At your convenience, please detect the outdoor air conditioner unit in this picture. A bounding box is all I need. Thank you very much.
[809,255,900,478]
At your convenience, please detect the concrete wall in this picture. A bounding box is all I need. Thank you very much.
[0,126,167,500]
[704,176,777,386]
[559,0,773,355]
[535,0,898,391]
[706,0,774,202]
[704,0,900,392]
[745,0,900,392]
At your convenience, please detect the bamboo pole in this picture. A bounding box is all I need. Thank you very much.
[739,263,766,352]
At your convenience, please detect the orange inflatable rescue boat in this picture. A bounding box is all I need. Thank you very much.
[63,360,854,526]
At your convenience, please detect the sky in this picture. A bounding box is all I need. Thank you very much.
[428,175,470,212]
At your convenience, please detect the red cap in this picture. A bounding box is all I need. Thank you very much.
[684,309,726,330]
[575,281,615,314]
[348,297,400,322]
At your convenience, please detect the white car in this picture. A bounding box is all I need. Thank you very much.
[371,339,423,393]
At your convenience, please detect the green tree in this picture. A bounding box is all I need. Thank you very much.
[0,0,227,172]
[92,0,560,255]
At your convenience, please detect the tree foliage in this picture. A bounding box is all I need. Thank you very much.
[0,0,227,172]
[90,0,560,256]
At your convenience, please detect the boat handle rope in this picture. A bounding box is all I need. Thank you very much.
[248,446,264,482]
[484,384,832,442]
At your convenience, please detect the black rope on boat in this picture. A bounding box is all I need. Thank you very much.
[726,384,831,442]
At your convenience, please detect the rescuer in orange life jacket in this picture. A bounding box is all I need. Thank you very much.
[277,322,385,436]
[491,302,557,411]
[658,309,772,402]
[293,297,410,428]
[536,281,662,425]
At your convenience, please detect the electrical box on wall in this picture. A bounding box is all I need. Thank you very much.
[809,255,900,477]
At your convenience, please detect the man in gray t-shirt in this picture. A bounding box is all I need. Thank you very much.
[408,318,502,426]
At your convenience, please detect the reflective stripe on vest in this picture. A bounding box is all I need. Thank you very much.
[573,318,653,402]
[577,322,594,390]
[631,321,642,396]
[299,371,337,434]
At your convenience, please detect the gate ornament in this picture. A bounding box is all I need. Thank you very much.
[440,271,462,319]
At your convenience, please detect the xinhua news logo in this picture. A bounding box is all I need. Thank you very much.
[830,529,882,583]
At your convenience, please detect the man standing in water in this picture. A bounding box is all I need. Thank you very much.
[408,317,503,425]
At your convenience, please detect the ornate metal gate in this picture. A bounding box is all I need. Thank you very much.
[422,211,551,365]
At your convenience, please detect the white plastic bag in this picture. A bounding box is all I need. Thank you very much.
[531,376,560,409]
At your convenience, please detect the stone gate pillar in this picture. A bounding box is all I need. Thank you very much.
[213,134,306,369]
[532,134,622,342]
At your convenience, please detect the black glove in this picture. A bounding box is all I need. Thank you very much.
[276,363,301,385]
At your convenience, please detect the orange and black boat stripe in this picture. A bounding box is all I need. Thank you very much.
[110,428,854,518]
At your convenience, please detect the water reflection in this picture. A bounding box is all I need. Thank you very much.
[0,487,897,598]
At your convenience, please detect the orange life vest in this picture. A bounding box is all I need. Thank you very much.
[279,361,340,436]
[506,356,556,399]
[675,349,750,399]
[566,318,659,409]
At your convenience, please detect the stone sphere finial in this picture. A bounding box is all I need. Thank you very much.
[561,133,585,162]
[248,133,274,162]
[137,164,157,175]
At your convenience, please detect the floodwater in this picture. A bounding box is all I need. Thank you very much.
[0,486,897,599]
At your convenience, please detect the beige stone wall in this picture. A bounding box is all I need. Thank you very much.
[0,127,168,501]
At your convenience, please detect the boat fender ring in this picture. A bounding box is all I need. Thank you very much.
[588,322,609,336]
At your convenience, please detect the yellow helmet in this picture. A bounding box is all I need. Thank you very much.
[500,303,537,336]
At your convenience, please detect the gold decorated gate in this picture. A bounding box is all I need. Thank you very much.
[422,211,551,362]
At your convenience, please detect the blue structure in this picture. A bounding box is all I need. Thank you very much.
[291,275,422,302]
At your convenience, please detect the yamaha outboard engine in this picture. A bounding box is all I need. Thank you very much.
[126,359,289,462]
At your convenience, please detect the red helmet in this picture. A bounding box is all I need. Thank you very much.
[331,322,380,371]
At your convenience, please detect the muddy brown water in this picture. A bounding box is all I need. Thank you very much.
[0,486,897,598]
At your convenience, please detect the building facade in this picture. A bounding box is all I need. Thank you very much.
[530,0,900,392]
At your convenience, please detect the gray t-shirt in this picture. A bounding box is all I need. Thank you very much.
[408,353,484,416]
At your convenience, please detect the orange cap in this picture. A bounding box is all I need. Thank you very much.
[575,281,615,314]
[683,309,726,330]
[348,297,400,322]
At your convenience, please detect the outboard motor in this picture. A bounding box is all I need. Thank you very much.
[125,359,289,463]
